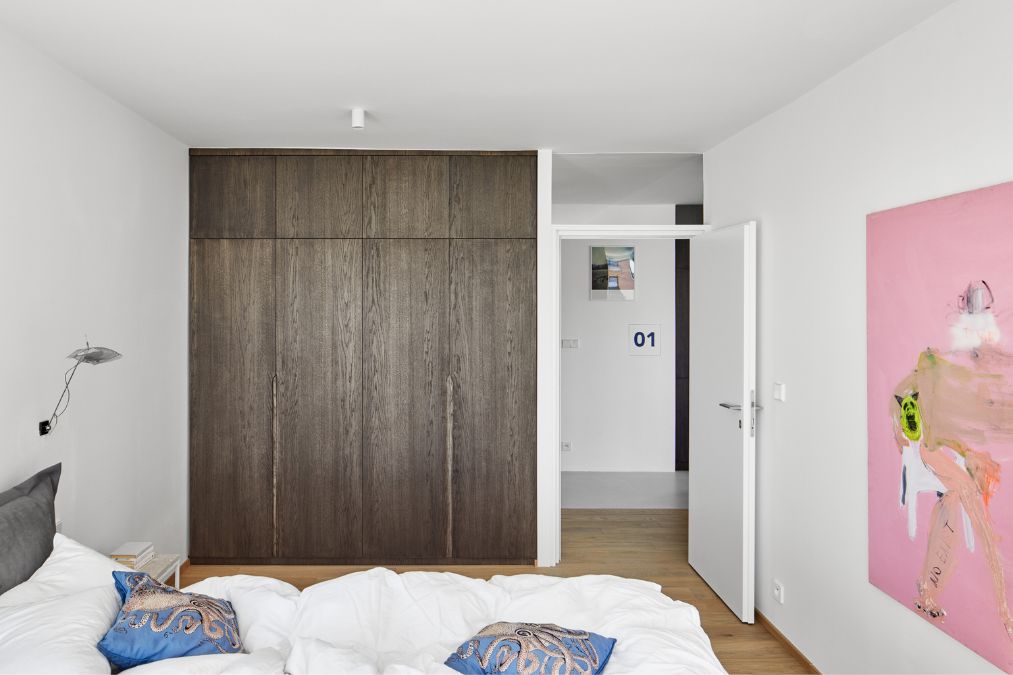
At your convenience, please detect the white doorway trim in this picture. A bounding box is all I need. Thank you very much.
[535,148,709,566]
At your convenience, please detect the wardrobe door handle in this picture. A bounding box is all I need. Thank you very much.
[271,373,279,558]
[272,374,278,409]
[445,374,454,559]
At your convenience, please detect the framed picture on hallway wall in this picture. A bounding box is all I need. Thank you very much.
[867,180,1013,671]
[590,246,636,300]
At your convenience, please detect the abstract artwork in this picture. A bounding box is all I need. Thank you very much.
[868,181,1013,670]
[590,246,635,300]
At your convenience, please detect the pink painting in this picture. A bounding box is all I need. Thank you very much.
[868,180,1013,670]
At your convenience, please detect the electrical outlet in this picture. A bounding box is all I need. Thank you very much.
[773,579,785,604]
[561,441,572,453]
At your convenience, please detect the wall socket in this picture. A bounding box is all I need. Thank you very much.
[773,579,785,604]
[561,441,572,452]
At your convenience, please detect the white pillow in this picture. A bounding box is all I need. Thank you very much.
[0,585,118,674]
[0,533,127,608]
[0,534,126,674]
[0,535,300,675]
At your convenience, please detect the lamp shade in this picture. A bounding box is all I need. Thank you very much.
[67,346,121,365]
[39,343,123,436]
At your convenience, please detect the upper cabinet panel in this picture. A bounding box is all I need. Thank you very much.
[364,156,449,238]
[450,156,536,238]
[190,157,276,238]
[276,156,363,238]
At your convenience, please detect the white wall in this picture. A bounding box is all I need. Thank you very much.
[0,26,188,557]
[562,471,687,509]
[553,203,675,225]
[704,2,1013,672]
[552,153,703,207]
[561,238,675,473]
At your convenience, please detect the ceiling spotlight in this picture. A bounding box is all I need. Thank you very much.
[351,107,365,130]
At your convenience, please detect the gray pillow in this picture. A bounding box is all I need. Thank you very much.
[0,463,61,595]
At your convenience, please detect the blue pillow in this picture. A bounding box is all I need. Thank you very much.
[97,571,243,669]
[445,622,616,674]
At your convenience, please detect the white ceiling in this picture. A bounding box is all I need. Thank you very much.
[0,0,951,151]
[553,154,702,205]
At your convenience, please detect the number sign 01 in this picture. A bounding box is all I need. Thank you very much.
[628,324,660,355]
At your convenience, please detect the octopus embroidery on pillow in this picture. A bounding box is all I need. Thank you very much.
[98,572,243,669]
[446,621,616,675]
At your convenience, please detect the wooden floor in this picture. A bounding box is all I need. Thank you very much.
[184,509,813,674]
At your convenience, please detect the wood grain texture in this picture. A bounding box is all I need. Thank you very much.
[276,156,362,238]
[450,239,537,560]
[189,239,275,559]
[756,612,822,674]
[276,239,363,558]
[191,149,536,157]
[183,556,530,565]
[190,156,276,238]
[362,239,450,557]
[364,156,449,238]
[449,156,536,238]
[184,510,815,674]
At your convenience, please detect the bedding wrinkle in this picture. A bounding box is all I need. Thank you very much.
[0,542,725,674]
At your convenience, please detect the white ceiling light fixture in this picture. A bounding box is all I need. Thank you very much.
[351,107,365,130]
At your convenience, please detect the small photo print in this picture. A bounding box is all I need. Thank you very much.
[591,246,635,300]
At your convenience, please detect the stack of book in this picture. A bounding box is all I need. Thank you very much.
[109,541,154,569]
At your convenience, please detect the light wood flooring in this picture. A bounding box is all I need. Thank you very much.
[184,509,814,674]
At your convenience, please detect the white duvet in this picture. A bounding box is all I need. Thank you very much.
[0,535,725,674]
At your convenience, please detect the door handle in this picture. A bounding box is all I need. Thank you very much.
[718,402,764,412]
[720,395,763,437]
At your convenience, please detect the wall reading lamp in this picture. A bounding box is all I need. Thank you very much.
[39,341,122,436]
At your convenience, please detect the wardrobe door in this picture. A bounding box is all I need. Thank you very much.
[190,239,275,560]
[362,239,450,558]
[276,239,363,559]
[190,156,276,238]
[276,156,363,238]
[364,156,449,238]
[449,156,536,238]
[451,239,537,561]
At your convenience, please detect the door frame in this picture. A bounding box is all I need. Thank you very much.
[535,149,710,565]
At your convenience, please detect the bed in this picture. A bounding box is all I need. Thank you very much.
[0,534,726,674]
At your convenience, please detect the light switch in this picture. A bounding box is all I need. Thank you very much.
[773,382,786,402]
[561,338,580,349]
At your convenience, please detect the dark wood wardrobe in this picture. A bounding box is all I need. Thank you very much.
[188,150,537,564]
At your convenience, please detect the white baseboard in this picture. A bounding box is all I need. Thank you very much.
[562,471,688,508]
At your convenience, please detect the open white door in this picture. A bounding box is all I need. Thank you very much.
[688,220,757,623]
